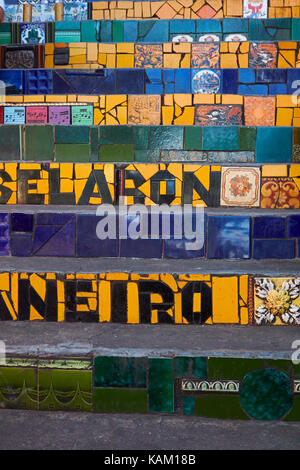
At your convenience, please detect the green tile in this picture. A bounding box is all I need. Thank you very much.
[284,397,300,421]
[94,357,147,388]
[0,367,38,410]
[134,127,148,150]
[135,150,160,162]
[93,388,147,413]
[208,358,263,380]
[240,369,293,420]
[148,358,174,413]
[81,21,97,42]
[38,369,92,412]
[55,144,90,162]
[112,21,123,42]
[55,126,89,144]
[183,396,195,415]
[99,144,134,162]
[24,126,54,161]
[184,127,203,151]
[194,395,249,420]
[90,127,99,162]
[149,126,184,150]
[174,357,207,378]
[0,126,20,160]
[100,126,134,145]
[263,359,295,376]
[239,127,256,151]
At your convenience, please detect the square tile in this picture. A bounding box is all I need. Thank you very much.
[220,167,260,207]
[260,178,300,209]
[128,96,161,125]
[135,44,163,68]
[191,43,219,69]
[244,97,275,126]
[207,216,251,259]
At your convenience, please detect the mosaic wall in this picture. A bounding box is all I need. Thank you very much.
[1,355,300,420]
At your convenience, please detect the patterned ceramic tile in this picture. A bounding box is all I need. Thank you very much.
[195,105,243,126]
[220,167,260,207]
[244,97,276,126]
[260,177,300,209]
[135,45,163,68]
[128,95,161,125]
[191,44,220,69]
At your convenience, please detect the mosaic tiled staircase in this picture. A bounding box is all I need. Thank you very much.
[1,0,300,424]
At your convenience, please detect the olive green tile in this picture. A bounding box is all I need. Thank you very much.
[90,127,99,162]
[194,395,249,420]
[148,358,174,413]
[38,369,92,412]
[93,388,147,413]
[94,357,146,388]
[184,127,203,151]
[174,357,207,378]
[208,358,263,380]
[55,144,90,162]
[55,126,89,144]
[0,126,20,160]
[263,359,295,376]
[0,367,38,410]
[24,126,54,161]
[284,397,300,421]
[99,144,134,162]
[239,127,256,151]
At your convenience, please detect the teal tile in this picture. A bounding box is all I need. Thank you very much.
[93,388,147,413]
[148,358,174,413]
[183,396,195,415]
[239,127,256,151]
[134,127,148,150]
[100,126,133,145]
[55,144,90,162]
[174,357,207,378]
[135,150,160,162]
[90,127,99,162]
[184,127,203,151]
[208,358,263,380]
[94,357,147,388]
[292,19,300,40]
[99,144,134,162]
[149,126,184,150]
[194,395,249,420]
[55,21,81,31]
[203,127,239,151]
[24,126,54,161]
[112,21,123,42]
[0,126,20,160]
[240,369,293,420]
[81,21,97,42]
[55,126,89,144]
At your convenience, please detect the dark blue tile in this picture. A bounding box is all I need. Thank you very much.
[0,239,9,256]
[119,213,162,259]
[36,213,73,225]
[221,69,238,94]
[287,215,300,237]
[256,69,287,83]
[253,239,295,259]
[164,213,206,259]
[207,216,250,259]
[0,70,23,95]
[253,217,285,239]
[238,84,268,95]
[145,69,163,94]
[10,233,32,257]
[33,218,75,257]
[76,214,118,257]
[269,84,287,94]
[11,213,34,232]
[0,213,8,225]
[53,70,115,95]
[287,69,300,95]
[115,69,144,94]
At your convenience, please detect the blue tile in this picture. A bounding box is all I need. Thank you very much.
[238,84,268,95]
[175,69,191,93]
[223,19,248,33]
[239,69,255,84]
[287,215,300,237]
[0,70,23,95]
[256,127,292,163]
[253,217,285,239]
[0,239,9,256]
[124,21,138,42]
[287,69,300,95]
[77,214,118,257]
[171,20,196,33]
[115,69,144,94]
[36,213,73,225]
[253,239,295,259]
[164,213,206,259]
[11,213,34,232]
[196,19,222,33]
[33,218,76,257]
[119,214,162,259]
[145,70,163,95]
[221,69,238,94]
[140,20,169,42]
[256,69,287,83]
[10,233,32,257]
[207,216,250,259]
[269,84,287,94]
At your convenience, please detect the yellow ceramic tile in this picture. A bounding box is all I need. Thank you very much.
[277,107,293,125]
[117,54,134,67]
[212,276,239,323]
[261,165,287,177]
[117,43,135,53]
[127,282,139,323]
[99,44,116,53]
[220,53,238,67]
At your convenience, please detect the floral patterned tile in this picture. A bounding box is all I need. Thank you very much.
[254,278,300,325]
[135,45,163,69]
[220,167,260,207]
[260,178,300,209]
[244,97,276,127]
